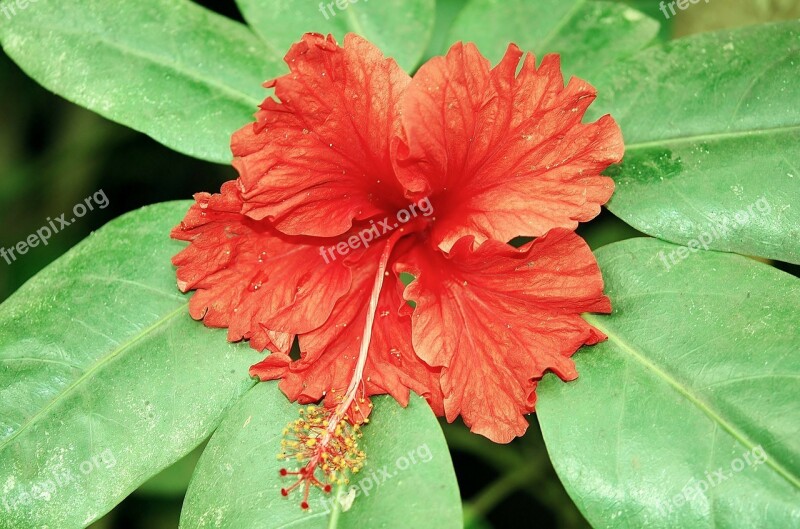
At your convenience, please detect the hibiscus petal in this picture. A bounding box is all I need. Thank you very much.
[171,180,352,351]
[233,33,411,238]
[253,242,444,422]
[394,42,623,251]
[397,229,611,443]
[250,352,292,379]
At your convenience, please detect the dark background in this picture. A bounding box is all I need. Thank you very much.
[1,1,798,527]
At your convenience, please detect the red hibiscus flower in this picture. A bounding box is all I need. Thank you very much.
[171,33,623,445]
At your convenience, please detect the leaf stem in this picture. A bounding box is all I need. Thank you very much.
[465,464,538,523]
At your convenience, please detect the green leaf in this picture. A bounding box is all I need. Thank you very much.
[180,383,462,529]
[136,443,205,498]
[537,237,800,529]
[447,0,660,79]
[421,0,468,62]
[0,0,281,164]
[0,201,260,528]
[591,21,800,264]
[235,0,436,72]
[610,0,672,40]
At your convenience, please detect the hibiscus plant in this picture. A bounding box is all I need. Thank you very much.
[0,1,798,528]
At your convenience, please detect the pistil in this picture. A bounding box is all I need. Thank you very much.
[278,222,422,509]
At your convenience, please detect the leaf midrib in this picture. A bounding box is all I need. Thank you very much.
[584,313,800,491]
[344,5,368,40]
[535,0,587,53]
[0,302,189,452]
[7,24,263,109]
[625,123,800,151]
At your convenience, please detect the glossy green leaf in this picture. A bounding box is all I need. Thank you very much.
[422,0,468,62]
[591,21,800,264]
[0,0,281,164]
[612,0,672,39]
[537,237,800,529]
[180,383,462,529]
[235,0,436,72]
[0,201,260,528]
[447,0,660,79]
[137,444,205,498]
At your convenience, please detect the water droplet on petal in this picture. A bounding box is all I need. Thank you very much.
[389,348,402,364]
